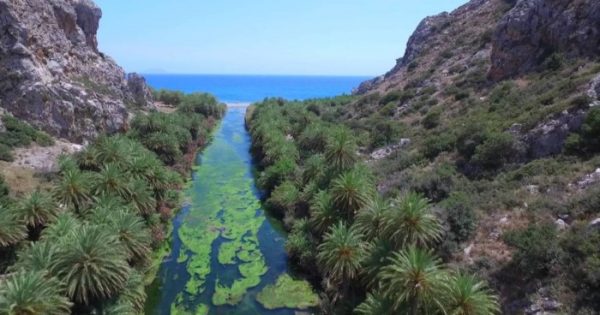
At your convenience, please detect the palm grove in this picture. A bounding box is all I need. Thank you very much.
[0,92,225,314]
[247,98,500,314]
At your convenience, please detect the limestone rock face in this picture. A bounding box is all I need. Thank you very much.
[0,0,154,143]
[490,0,600,80]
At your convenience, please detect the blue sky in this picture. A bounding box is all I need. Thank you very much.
[95,1,467,76]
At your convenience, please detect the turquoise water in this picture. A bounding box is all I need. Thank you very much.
[146,108,317,315]
[145,74,370,103]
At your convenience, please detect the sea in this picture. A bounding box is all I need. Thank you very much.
[144,74,371,103]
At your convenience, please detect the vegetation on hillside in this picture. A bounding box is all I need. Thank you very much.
[0,115,54,162]
[0,91,225,314]
[247,98,500,314]
[247,51,600,313]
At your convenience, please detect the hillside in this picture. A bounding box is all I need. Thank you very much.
[0,0,154,143]
[247,0,600,314]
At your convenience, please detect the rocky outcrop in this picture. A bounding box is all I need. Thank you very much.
[0,0,154,143]
[354,0,501,95]
[522,109,586,159]
[490,0,600,80]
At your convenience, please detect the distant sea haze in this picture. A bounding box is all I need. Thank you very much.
[144,74,372,103]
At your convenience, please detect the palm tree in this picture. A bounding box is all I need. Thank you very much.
[325,128,358,172]
[93,164,131,198]
[354,292,396,315]
[379,246,449,315]
[317,222,366,283]
[309,190,337,235]
[330,168,373,221]
[127,179,157,216]
[0,270,72,315]
[94,136,128,167]
[445,273,500,315]
[0,205,27,248]
[53,169,93,213]
[102,300,136,315]
[354,197,390,241]
[40,212,81,241]
[107,210,152,263]
[57,155,78,174]
[302,154,326,186]
[76,146,100,171]
[51,224,131,305]
[120,270,147,312]
[15,191,59,238]
[125,154,160,182]
[361,238,394,289]
[384,192,443,248]
[10,241,57,273]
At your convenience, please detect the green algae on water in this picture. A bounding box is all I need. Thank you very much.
[152,109,319,314]
[256,274,319,310]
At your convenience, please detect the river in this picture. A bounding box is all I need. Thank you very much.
[145,107,318,315]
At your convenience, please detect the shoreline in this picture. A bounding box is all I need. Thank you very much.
[225,102,251,108]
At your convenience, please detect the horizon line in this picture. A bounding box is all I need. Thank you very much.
[139,72,377,78]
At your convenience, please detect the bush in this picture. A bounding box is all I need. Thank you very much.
[0,116,54,149]
[267,181,301,217]
[369,119,404,149]
[403,163,460,202]
[442,191,476,243]
[0,175,10,201]
[422,110,441,129]
[561,225,600,309]
[504,224,561,278]
[0,143,14,162]
[422,133,455,159]
[472,132,517,169]
[177,93,225,118]
[258,158,297,191]
[379,89,416,105]
[153,89,184,105]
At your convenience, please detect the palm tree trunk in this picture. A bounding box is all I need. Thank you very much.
[409,295,419,315]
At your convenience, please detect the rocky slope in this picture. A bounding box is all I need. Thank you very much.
[0,0,154,143]
[344,0,600,313]
[357,0,600,92]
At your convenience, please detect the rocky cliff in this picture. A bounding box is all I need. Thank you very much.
[490,0,600,80]
[358,0,600,92]
[0,0,154,143]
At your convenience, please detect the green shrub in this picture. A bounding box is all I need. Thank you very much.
[153,89,185,105]
[504,224,561,278]
[561,225,600,309]
[472,132,517,169]
[369,120,404,149]
[0,175,10,201]
[403,163,460,202]
[177,93,225,118]
[258,158,297,191]
[379,89,416,105]
[379,102,397,116]
[0,116,54,149]
[267,181,301,217]
[0,143,14,162]
[379,91,403,105]
[571,107,600,154]
[542,53,564,72]
[422,110,441,129]
[422,133,455,159]
[442,191,476,243]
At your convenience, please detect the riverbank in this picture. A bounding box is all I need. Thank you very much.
[146,107,318,315]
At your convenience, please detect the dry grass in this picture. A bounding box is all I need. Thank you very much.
[0,161,47,197]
